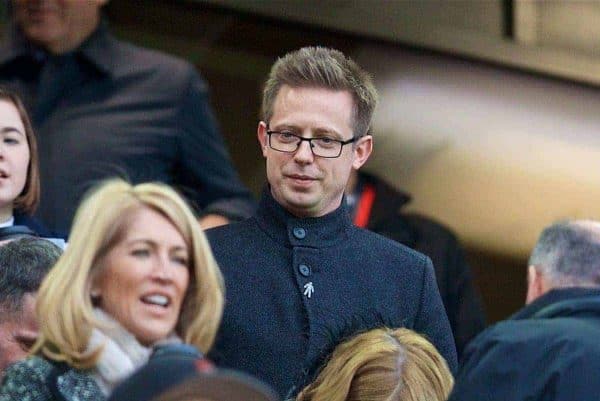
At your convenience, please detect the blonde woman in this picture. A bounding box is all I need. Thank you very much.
[296,328,454,401]
[0,179,224,401]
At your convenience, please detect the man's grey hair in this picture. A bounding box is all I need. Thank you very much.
[529,220,600,288]
[0,238,62,315]
[261,46,378,138]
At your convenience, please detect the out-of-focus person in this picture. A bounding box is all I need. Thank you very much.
[108,344,278,401]
[0,179,224,401]
[449,220,600,401]
[0,87,55,239]
[0,237,62,378]
[0,0,256,235]
[149,372,279,401]
[346,170,486,357]
[207,46,456,398]
[296,327,453,401]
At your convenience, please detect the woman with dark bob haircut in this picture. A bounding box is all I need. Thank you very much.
[0,179,224,400]
[0,87,48,235]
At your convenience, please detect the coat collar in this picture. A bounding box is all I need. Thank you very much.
[0,19,118,78]
[255,186,352,248]
[510,287,600,320]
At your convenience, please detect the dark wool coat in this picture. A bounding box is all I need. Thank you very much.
[449,288,600,401]
[207,190,457,397]
[0,356,104,401]
[351,172,486,358]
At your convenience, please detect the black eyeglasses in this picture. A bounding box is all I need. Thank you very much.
[266,129,357,158]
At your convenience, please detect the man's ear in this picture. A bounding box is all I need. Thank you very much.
[351,135,373,170]
[257,122,269,158]
[526,265,546,304]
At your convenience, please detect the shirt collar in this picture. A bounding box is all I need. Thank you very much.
[255,186,352,248]
[76,19,118,77]
[0,216,15,228]
[0,19,117,77]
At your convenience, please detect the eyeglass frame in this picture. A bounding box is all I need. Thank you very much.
[265,126,359,158]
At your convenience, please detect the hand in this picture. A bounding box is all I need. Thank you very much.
[199,214,230,229]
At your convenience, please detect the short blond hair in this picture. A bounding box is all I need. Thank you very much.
[296,328,454,401]
[32,179,224,369]
[262,46,378,138]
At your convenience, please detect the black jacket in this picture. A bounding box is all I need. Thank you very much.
[449,288,600,401]
[207,189,457,397]
[350,172,485,357]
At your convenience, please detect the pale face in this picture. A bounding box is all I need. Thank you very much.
[92,207,190,346]
[0,294,38,379]
[0,100,30,220]
[258,86,372,217]
[13,0,107,54]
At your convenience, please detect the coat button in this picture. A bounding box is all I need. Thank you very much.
[293,227,306,239]
[299,264,311,277]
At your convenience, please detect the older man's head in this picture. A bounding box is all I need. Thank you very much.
[526,220,600,304]
[0,237,61,376]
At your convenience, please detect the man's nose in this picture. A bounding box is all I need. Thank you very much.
[293,140,314,163]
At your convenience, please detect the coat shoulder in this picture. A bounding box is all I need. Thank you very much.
[0,357,55,400]
[352,226,431,267]
[206,218,258,248]
[0,356,104,401]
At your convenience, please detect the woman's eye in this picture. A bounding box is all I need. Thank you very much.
[3,137,19,145]
[131,249,150,257]
[172,255,189,266]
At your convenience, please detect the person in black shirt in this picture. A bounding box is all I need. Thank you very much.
[0,1,255,235]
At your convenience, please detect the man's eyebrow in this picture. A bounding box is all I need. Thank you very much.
[0,127,25,136]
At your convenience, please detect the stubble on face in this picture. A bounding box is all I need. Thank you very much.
[260,85,361,218]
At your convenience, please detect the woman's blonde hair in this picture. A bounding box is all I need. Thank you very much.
[32,179,224,369]
[296,328,454,401]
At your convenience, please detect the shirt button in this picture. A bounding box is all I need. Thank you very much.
[293,227,306,239]
[298,264,311,277]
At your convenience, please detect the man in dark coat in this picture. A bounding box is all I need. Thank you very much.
[346,170,486,358]
[207,46,457,398]
[0,1,255,235]
[449,220,600,401]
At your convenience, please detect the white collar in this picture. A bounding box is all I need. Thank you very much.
[0,216,15,228]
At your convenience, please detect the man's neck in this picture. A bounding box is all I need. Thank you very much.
[41,16,100,55]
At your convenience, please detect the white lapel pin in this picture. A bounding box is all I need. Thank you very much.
[303,282,314,299]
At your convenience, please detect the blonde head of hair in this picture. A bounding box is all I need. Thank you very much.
[32,179,224,369]
[296,327,453,401]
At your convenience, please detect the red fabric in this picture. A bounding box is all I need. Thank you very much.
[195,358,215,373]
[354,183,376,228]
